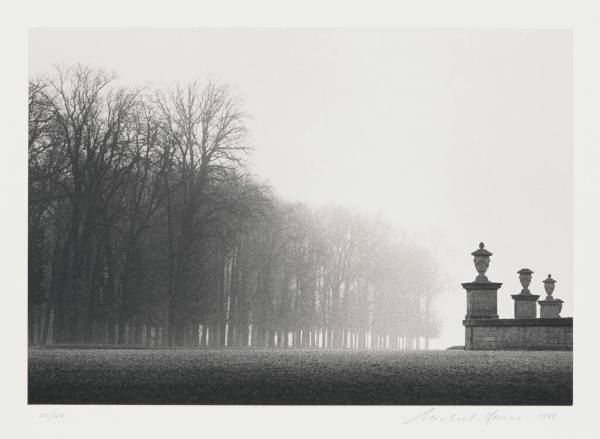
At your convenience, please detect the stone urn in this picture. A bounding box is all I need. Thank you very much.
[538,274,563,318]
[462,242,502,320]
[543,274,556,300]
[512,268,539,318]
[471,242,493,282]
[518,268,533,294]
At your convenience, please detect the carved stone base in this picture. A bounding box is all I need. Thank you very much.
[462,281,502,319]
[538,299,563,318]
[511,294,540,319]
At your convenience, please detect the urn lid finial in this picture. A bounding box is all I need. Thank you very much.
[471,242,493,257]
[518,268,533,275]
[543,274,556,284]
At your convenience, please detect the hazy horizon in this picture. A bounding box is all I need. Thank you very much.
[29,28,573,349]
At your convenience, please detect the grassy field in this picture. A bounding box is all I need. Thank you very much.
[28,349,572,405]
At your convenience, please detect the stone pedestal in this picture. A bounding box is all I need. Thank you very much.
[511,294,540,319]
[462,281,502,319]
[463,318,573,350]
[538,299,563,318]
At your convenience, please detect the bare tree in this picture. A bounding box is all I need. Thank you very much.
[155,81,249,346]
[28,65,445,350]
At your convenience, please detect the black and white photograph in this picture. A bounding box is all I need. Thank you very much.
[26,27,573,405]
[3,1,600,438]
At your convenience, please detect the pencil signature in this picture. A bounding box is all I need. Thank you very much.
[404,408,556,425]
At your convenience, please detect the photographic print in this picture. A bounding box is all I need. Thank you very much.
[27,28,573,405]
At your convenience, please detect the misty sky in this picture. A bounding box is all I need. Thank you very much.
[29,28,572,348]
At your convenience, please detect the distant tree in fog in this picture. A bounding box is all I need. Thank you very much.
[28,65,446,349]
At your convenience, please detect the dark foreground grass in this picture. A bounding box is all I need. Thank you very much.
[28,349,572,405]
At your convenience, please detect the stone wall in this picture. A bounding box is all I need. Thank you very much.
[464,318,573,351]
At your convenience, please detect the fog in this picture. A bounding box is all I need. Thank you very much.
[28,28,572,349]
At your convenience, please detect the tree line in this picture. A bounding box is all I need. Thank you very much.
[28,65,444,349]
